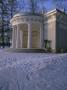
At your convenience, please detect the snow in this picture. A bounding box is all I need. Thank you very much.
[0,49,67,90]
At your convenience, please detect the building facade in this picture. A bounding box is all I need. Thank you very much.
[10,9,67,52]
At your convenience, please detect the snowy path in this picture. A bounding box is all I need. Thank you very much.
[0,49,67,90]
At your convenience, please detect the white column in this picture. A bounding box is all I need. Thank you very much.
[16,25,20,48]
[20,30,23,48]
[11,26,16,48]
[11,26,14,48]
[40,23,44,48]
[27,24,32,48]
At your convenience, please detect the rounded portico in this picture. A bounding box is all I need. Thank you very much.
[10,13,44,49]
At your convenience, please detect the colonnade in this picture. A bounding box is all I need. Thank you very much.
[11,23,43,49]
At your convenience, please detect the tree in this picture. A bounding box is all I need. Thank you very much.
[0,0,17,48]
[29,0,47,14]
[0,0,8,48]
[8,0,18,18]
[28,0,37,13]
[19,0,47,14]
[52,0,67,12]
[38,0,47,14]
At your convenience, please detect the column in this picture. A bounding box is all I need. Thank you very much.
[11,26,16,48]
[20,30,23,48]
[40,23,44,48]
[16,25,20,48]
[27,24,32,48]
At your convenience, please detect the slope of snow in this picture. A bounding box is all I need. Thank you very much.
[0,49,67,90]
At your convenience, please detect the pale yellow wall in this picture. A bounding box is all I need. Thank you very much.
[32,23,40,48]
[23,31,28,48]
[32,31,40,48]
[44,12,56,50]
[48,21,56,50]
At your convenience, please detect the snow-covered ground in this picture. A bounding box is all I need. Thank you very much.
[0,49,67,90]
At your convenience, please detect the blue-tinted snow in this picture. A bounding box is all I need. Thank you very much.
[0,49,67,90]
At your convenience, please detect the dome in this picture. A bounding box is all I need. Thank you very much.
[13,12,43,18]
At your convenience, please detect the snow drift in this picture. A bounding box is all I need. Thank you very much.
[0,49,67,90]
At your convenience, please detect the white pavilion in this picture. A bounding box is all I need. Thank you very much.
[10,9,67,52]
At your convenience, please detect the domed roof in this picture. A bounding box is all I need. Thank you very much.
[13,12,43,18]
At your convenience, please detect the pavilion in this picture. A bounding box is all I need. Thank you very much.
[10,9,67,52]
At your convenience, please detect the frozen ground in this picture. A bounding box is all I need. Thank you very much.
[0,49,67,90]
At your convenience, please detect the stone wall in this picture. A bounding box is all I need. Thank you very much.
[44,9,67,52]
[44,10,56,51]
[56,11,67,51]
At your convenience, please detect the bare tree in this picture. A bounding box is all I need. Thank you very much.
[0,0,18,48]
[52,0,66,12]
[28,0,38,13]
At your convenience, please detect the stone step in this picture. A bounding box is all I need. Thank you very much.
[5,48,46,53]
